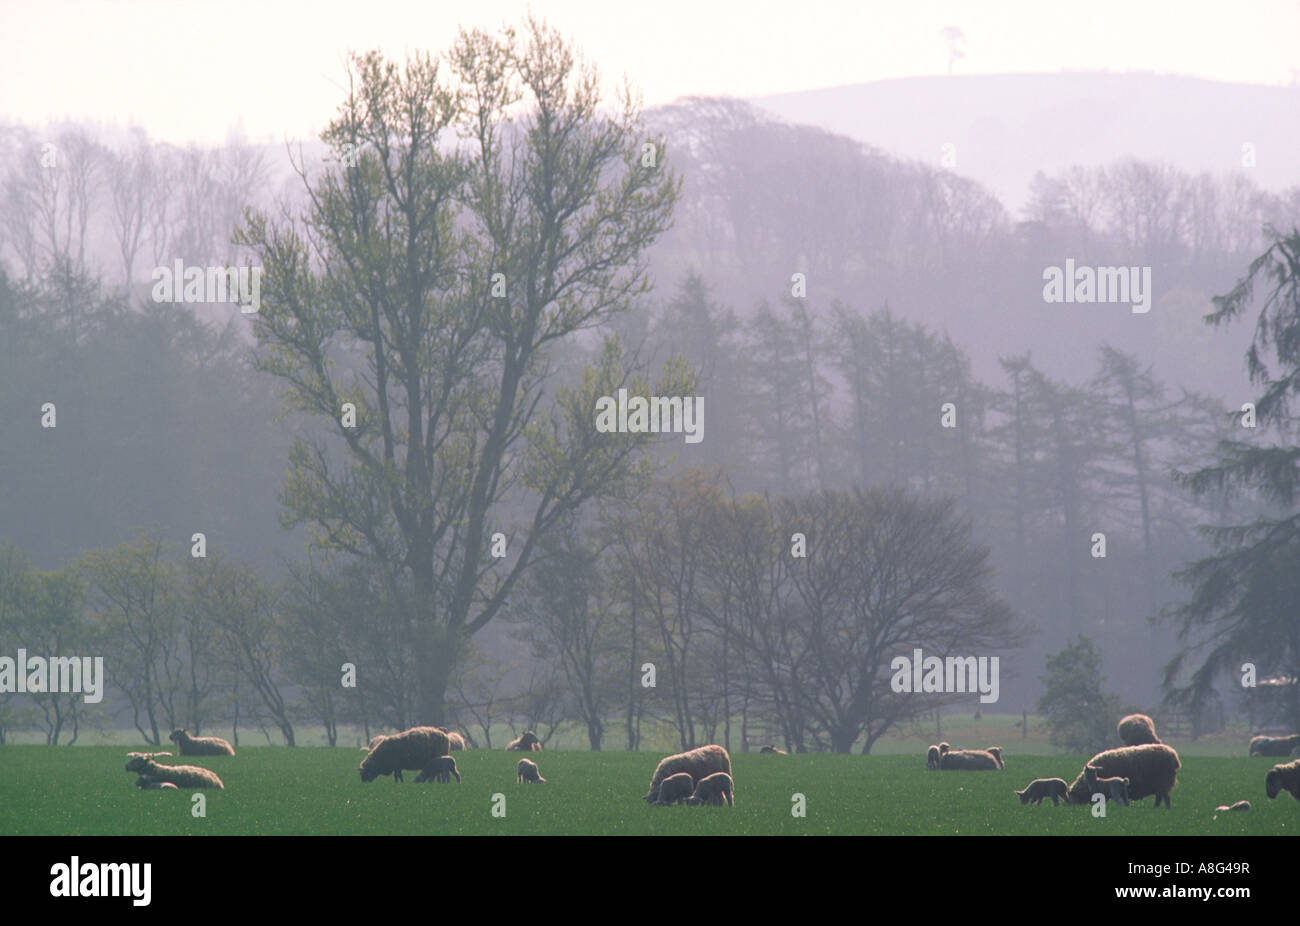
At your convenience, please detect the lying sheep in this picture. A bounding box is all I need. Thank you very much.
[926,745,941,770]
[1249,733,1300,757]
[986,746,1005,769]
[1117,713,1161,746]
[1084,765,1131,806]
[414,756,461,783]
[654,772,695,805]
[1015,778,1069,806]
[135,776,179,790]
[685,772,735,807]
[506,731,542,752]
[1066,744,1180,807]
[1265,759,1300,800]
[939,748,1002,770]
[124,755,224,789]
[359,726,451,783]
[759,744,787,755]
[169,728,236,756]
[1215,800,1251,811]
[517,758,546,783]
[644,745,732,804]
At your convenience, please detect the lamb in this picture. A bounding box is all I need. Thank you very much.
[517,758,546,783]
[1066,744,1180,808]
[1117,713,1161,746]
[169,728,236,756]
[759,744,787,755]
[135,776,179,790]
[414,756,461,783]
[1214,801,1251,811]
[1084,765,1131,806]
[1265,759,1300,800]
[986,746,1005,769]
[926,745,941,770]
[938,748,1002,770]
[359,726,451,783]
[654,772,695,805]
[685,772,735,807]
[1249,733,1300,757]
[124,755,224,789]
[1015,778,1069,806]
[643,745,732,804]
[506,731,542,752]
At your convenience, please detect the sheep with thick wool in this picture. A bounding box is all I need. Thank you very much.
[169,728,236,756]
[125,755,224,789]
[359,726,451,783]
[1066,744,1180,807]
[1265,759,1300,800]
[414,756,461,783]
[517,758,546,783]
[938,745,1002,770]
[1249,734,1300,757]
[644,745,732,804]
[654,772,695,805]
[685,772,735,807]
[1117,714,1160,746]
[506,731,542,752]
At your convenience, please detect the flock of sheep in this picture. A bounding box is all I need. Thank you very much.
[120,715,1300,825]
[923,713,1300,812]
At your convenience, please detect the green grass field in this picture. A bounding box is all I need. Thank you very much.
[1,746,1295,835]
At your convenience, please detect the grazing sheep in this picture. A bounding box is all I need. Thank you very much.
[169,728,236,757]
[759,744,787,755]
[135,776,179,790]
[359,726,451,783]
[1249,733,1300,757]
[644,745,733,804]
[939,748,1002,770]
[1214,800,1251,811]
[506,731,542,752]
[517,758,546,783]
[986,746,1005,769]
[685,772,735,807]
[1015,778,1069,806]
[1117,713,1161,747]
[1084,765,1131,806]
[414,756,461,783]
[366,734,388,751]
[124,755,224,790]
[654,772,695,805]
[1066,744,1180,807]
[1265,759,1300,800]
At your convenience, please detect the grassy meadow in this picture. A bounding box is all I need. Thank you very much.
[1,743,1295,836]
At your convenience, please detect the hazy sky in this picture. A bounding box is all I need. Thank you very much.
[2,0,1297,145]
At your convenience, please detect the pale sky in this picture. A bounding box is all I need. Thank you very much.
[1,0,1297,145]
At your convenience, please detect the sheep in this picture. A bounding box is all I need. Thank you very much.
[414,756,461,783]
[1249,733,1300,757]
[506,731,542,752]
[1015,778,1069,806]
[1265,759,1300,800]
[1117,713,1161,746]
[135,776,179,790]
[1084,765,1131,806]
[517,758,546,783]
[365,734,388,752]
[1214,801,1251,811]
[654,772,695,805]
[939,748,1002,770]
[685,772,735,807]
[759,744,787,755]
[986,746,1005,769]
[169,728,236,757]
[124,755,224,789]
[926,745,941,770]
[1066,744,1180,808]
[643,745,732,804]
[359,726,451,783]
[446,731,467,751]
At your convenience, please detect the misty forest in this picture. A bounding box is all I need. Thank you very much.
[2,19,1299,758]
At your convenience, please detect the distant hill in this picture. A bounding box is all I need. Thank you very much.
[753,72,1300,214]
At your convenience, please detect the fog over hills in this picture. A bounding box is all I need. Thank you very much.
[754,72,1300,213]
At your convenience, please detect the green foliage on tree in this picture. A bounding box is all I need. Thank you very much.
[1037,635,1122,754]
